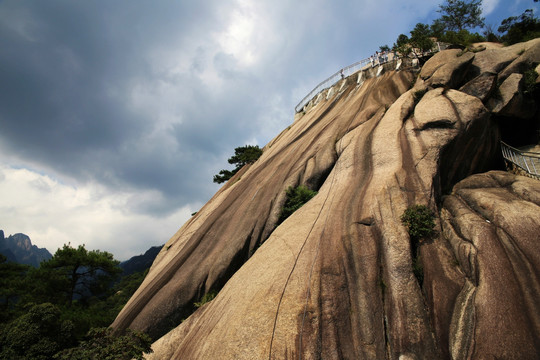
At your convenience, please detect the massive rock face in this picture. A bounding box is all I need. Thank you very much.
[112,40,540,359]
[434,171,540,360]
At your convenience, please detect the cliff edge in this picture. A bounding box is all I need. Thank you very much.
[112,39,540,359]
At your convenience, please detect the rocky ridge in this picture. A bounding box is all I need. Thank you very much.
[112,39,540,359]
[0,230,52,267]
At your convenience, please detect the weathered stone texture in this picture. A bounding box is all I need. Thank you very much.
[439,171,540,360]
[487,73,536,119]
[419,49,475,88]
[459,72,497,103]
[112,40,540,360]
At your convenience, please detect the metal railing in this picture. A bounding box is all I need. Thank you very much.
[294,56,383,113]
[294,58,380,112]
[501,141,540,179]
[294,43,446,113]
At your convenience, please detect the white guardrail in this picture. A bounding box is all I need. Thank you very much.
[294,43,445,113]
[501,141,540,178]
[294,57,375,113]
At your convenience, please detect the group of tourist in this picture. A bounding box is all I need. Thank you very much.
[369,50,393,67]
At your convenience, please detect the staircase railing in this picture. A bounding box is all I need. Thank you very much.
[501,141,540,179]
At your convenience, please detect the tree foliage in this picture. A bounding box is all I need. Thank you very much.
[0,303,76,360]
[410,23,435,56]
[0,253,30,322]
[437,0,485,32]
[430,19,447,39]
[394,0,488,50]
[54,327,152,360]
[213,145,263,183]
[482,23,499,42]
[34,244,122,306]
[0,244,152,359]
[433,0,486,46]
[393,34,411,57]
[379,44,390,52]
[498,9,540,45]
[440,29,485,47]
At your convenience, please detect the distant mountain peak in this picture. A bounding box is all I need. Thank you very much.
[0,230,52,267]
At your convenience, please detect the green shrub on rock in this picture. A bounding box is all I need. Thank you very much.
[194,290,217,308]
[401,205,436,286]
[400,205,436,241]
[278,186,318,224]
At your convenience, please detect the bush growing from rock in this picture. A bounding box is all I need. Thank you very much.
[523,67,539,94]
[278,186,318,224]
[401,205,436,286]
[400,205,436,241]
[194,290,217,308]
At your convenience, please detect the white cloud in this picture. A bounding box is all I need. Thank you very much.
[482,0,499,16]
[0,165,195,260]
[216,3,257,66]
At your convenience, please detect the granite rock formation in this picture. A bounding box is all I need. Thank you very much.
[112,39,540,359]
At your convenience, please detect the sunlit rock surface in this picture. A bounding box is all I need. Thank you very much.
[112,39,540,359]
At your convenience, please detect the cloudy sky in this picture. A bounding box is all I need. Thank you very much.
[0,0,537,260]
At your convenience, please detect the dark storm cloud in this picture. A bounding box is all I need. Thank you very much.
[0,0,451,221]
[11,0,521,258]
[0,0,231,211]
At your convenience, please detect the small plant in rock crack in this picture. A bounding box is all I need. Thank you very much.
[401,204,436,286]
[401,204,436,241]
[194,290,218,308]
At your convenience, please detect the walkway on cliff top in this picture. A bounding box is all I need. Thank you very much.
[294,54,400,113]
[294,43,446,113]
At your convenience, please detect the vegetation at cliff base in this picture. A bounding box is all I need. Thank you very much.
[34,244,122,307]
[278,185,318,224]
[213,145,263,184]
[0,244,152,359]
[54,327,152,360]
[0,303,76,360]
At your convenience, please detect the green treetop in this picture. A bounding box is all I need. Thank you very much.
[213,145,263,184]
[32,244,122,306]
[437,0,485,32]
